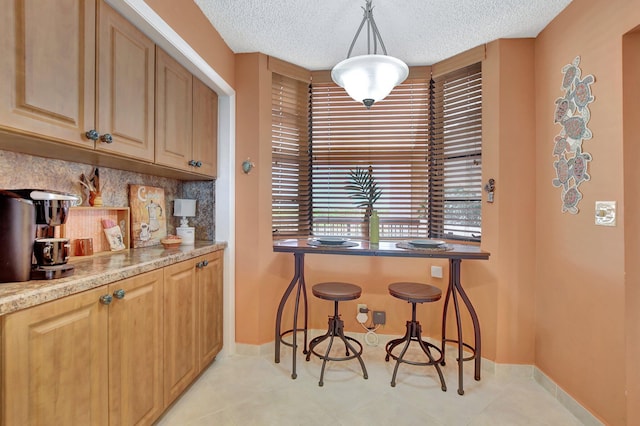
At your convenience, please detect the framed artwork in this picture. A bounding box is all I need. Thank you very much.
[129,185,167,248]
[551,56,595,214]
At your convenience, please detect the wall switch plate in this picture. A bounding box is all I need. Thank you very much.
[431,265,443,278]
[595,201,616,226]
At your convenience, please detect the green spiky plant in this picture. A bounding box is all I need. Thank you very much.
[346,166,382,221]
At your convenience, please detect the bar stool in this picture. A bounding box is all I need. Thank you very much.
[305,282,368,386]
[385,282,447,391]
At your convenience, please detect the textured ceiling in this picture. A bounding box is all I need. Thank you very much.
[193,0,572,71]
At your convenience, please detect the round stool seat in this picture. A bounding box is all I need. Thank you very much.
[388,282,442,303]
[312,282,362,301]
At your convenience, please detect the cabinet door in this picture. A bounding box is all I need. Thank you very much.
[108,270,164,426]
[163,259,198,405]
[155,48,193,171]
[1,287,108,426]
[192,78,218,177]
[96,1,155,161]
[198,251,224,368]
[0,0,96,147]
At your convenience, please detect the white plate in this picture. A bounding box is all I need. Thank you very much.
[315,237,349,245]
[408,239,446,248]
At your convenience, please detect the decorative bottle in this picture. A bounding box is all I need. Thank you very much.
[369,210,379,245]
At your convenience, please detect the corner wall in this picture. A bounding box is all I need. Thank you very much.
[534,0,640,423]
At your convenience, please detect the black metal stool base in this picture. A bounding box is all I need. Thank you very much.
[385,309,447,391]
[306,302,368,386]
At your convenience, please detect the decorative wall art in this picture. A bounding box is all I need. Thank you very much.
[129,184,167,247]
[552,56,595,214]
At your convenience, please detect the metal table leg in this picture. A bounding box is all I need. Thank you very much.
[441,258,481,395]
[274,252,308,379]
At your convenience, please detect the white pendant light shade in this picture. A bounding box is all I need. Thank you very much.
[330,0,409,109]
[332,55,409,108]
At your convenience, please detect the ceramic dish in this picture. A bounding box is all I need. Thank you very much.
[315,237,349,245]
[408,239,446,248]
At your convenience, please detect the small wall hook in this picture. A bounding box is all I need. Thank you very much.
[242,158,255,174]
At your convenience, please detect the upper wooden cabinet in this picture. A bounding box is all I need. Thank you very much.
[156,49,218,176]
[0,0,96,146]
[0,0,217,176]
[96,1,155,161]
[155,48,193,172]
[193,78,218,177]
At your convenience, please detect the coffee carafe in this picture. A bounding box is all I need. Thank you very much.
[0,189,79,282]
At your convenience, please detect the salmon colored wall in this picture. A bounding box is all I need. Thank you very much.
[145,0,235,86]
[534,0,640,424]
[622,26,640,426]
[482,39,537,364]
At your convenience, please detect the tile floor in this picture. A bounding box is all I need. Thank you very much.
[157,338,584,426]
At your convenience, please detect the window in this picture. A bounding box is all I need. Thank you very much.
[271,73,312,237]
[272,63,482,242]
[429,63,482,241]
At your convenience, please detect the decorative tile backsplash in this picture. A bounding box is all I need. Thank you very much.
[0,149,215,240]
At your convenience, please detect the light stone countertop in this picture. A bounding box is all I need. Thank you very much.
[0,241,226,316]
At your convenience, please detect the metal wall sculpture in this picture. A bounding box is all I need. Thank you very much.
[551,56,595,214]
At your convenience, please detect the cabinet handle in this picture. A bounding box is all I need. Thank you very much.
[113,289,126,299]
[100,133,113,144]
[196,261,203,269]
[202,259,209,267]
[188,160,197,167]
[99,294,113,305]
[85,129,100,141]
[196,161,202,168]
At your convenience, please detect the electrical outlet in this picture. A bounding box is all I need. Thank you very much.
[373,311,386,325]
[356,304,368,323]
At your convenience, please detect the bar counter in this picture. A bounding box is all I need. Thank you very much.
[273,238,490,395]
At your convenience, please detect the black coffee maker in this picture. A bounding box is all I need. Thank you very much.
[0,189,79,282]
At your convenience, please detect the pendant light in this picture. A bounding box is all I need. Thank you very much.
[331,0,409,109]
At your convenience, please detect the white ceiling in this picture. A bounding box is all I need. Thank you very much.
[193,0,572,71]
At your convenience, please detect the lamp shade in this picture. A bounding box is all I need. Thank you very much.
[173,199,196,218]
[331,54,409,108]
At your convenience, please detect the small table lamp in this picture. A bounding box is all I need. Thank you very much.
[173,199,196,245]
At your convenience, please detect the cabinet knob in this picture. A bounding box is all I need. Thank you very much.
[203,259,209,267]
[196,261,203,269]
[195,161,202,168]
[99,294,113,305]
[85,129,100,141]
[113,289,126,299]
[188,160,197,167]
[100,133,113,144]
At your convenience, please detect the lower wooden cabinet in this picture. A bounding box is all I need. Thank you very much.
[0,251,223,426]
[1,286,109,426]
[198,251,223,368]
[108,269,164,425]
[163,251,224,405]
